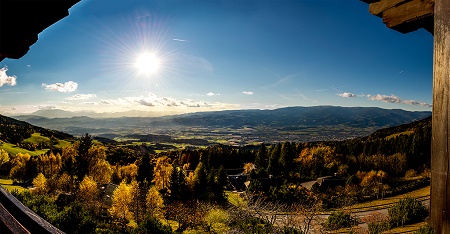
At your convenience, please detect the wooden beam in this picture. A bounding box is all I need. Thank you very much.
[431,0,450,233]
[369,0,411,16]
[382,0,434,32]
[360,0,434,34]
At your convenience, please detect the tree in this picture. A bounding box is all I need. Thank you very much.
[78,176,100,215]
[193,162,208,200]
[89,159,113,185]
[75,133,93,181]
[255,143,268,171]
[146,186,164,218]
[267,143,281,175]
[32,173,48,194]
[9,152,31,182]
[109,180,134,226]
[152,156,173,191]
[137,153,154,184]
[167,166,189,202]
[0,149,9,168]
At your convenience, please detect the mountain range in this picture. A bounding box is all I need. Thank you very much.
[12,106,431,143]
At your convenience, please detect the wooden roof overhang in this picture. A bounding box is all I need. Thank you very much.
[361,0,434,34]
[0,0,81,62]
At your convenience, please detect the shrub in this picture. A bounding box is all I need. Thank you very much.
[367,221,391,234]
[388,197,428,227]
[323,210,357,231]
[414,224,436,234]
[137,216,173,234]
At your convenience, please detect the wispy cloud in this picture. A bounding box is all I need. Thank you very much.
[242,91,254,95]
[173,38,188,42]
[42,81,78,93]
[66,94,96,100]
[263,72,300,89]
[338,91,431,108]
[0,66,17,87]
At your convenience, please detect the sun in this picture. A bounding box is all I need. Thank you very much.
[135,52,160,75]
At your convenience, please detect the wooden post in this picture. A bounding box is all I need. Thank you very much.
[431,0,450,233]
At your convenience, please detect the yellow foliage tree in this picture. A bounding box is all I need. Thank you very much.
[0,149,9,168]
[78,176,100,214]
[57,173,73,193]
[109,180,134,225]
[9,153,31,181]
[118,163,138,183]
[152,156,173,190]
[146,186,164,218]
[32,173,48,194]
[89,159,113,185]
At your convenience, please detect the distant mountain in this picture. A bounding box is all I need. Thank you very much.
[13,106,431,143]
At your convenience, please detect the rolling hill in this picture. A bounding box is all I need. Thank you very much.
[13,106,431,144]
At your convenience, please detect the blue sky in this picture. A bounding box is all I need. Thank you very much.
[0,0,434,117]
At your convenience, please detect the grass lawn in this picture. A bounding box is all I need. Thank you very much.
[1,142,48,156]
[0,179,28,193]
[349,185,430,211]
[23,133,50,144]
[387,221,428,233]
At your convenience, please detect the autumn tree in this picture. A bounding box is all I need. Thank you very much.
[109,180,134,226]
[146,186,164,218]
[61,144,77,176]
[32,173,48,194]
[152,156,173,191]
[0,149,9,168]
[9,152,31,182]
[78,176,100,215]
[56,173,74,194]
[89,159,113,185]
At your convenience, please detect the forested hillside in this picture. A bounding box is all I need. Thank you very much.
[0,115,432,233]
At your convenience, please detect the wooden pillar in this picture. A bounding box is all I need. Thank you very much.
[431,0,450,233]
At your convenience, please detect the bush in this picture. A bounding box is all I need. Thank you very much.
[367,221,391,234]
[414,224,436,234]
[229,217,273,234]
[323,210,357,231]
[282,226,304,234]
[137,216,173,234]
[388,197,428,227]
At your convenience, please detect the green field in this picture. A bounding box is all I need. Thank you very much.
[0,133,72,156]
[0,142,48,156]
[0,179,28,193]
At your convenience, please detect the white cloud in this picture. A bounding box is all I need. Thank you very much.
[368,94,432,108]
[338,91,432,108]
[206,92,220,96]
[368,94,402,103]
[42,81,78,93]
[0,66,17,87]
[338,92,357,98]
[66,94,96,100]
[242,91,254,95]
